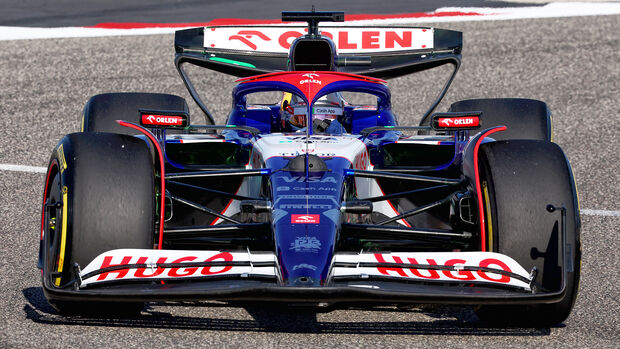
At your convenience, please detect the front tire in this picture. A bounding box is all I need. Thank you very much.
[475,140,581,327]
[40,132,155,314]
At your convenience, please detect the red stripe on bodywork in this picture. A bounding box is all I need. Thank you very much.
[117,121,166,249]
[473,126,506,252]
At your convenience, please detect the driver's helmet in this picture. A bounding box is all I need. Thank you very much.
[280,93,307,129]
[281,92,344,131]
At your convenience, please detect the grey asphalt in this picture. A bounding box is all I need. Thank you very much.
[1,13,619,349]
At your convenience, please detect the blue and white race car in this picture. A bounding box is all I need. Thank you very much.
[39,10,580,327]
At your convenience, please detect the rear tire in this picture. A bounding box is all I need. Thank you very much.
[420,98,552,141]
[450,98,552,141]
[41,132,155,315]
[475,140,581,327]
[82,92,190,135]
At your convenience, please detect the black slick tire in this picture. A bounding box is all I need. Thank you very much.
[449,98,552,141]
[420,98,552,141]
[82,92,189,135]
[40,132,155,315]
[476,140,581,327]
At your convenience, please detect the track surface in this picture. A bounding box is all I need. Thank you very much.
[0,0,538,27]
[1,12,619,349]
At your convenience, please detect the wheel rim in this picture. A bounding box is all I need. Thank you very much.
[42,162,64,287]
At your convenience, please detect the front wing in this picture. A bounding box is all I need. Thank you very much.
[43,249,568,305]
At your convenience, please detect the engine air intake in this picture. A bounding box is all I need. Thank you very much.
[291,39,334,71]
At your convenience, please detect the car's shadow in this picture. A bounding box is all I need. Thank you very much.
[23,287,552,336]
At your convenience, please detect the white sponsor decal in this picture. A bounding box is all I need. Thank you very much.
[204,27,434,53]
[291,214,320,224]
[332,251,532,290]
[290,236,321,253]
[438,117,479,128]
[277,194,336,200]
[299,72,322,85]
[314,106,343,115]
[281,176,337,183]
[293,263,318,271]
[141,114,185,126]
[280,203,333,209]
[79,249,277,286]
[295,186,337,192]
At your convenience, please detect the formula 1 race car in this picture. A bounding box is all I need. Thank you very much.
[39,10,580,327]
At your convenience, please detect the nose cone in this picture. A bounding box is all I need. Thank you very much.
[271,162,350,286]
[276,217,338,286]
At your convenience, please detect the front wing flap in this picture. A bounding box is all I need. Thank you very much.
[40,249,570,305]
[77,249,531,290]
[330,252,532,290]
[77,249,279,287]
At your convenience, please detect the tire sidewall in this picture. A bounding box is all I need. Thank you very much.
[477,140,581,326]
[42,132,156,288]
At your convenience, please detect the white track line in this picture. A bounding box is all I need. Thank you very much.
[0,164,47,173]
[581,209,620,217]
[0,26,184,41]
[1,162,618,217]
[1,2,620,41]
